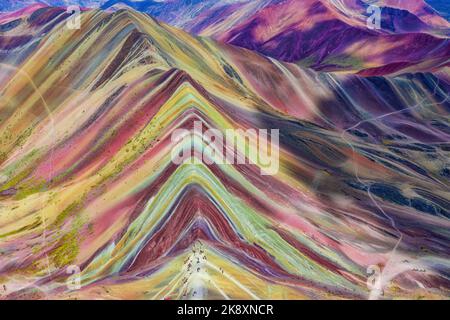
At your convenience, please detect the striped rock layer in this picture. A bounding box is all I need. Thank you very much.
[0,7,449,299]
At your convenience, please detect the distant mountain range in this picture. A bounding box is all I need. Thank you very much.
[0,0,449,15]
[1,0,449,23]
[1,0,449,74]
[204,0,450,74]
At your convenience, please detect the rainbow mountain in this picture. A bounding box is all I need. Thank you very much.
[0,5,448,300]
